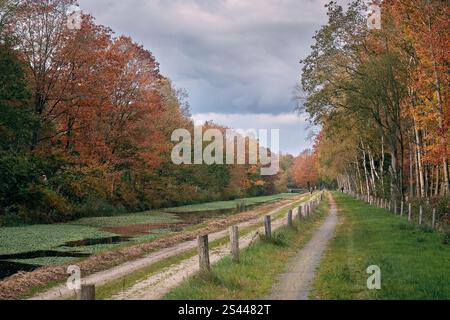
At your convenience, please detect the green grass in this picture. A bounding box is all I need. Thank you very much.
[311,192,450,300]
[70,211,179,228]
[0,224,115,255]
[0,211,178,266]
[164,196,328,300]
[164,193,296,213]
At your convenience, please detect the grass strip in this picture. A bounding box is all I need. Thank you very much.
[310,192,450,300]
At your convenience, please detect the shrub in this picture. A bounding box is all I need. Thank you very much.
[76,197,126,218]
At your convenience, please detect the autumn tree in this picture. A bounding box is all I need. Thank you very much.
[292,149,319,190]
[299,0,449,201]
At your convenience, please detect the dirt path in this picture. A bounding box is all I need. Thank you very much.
[30,194,312,300]
[111,204,295,300]
[267,194,337,300]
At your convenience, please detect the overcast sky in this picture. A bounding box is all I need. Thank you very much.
[78,0,333,155]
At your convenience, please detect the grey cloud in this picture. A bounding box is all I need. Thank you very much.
[78,0,328,115]
[77,0,337,153]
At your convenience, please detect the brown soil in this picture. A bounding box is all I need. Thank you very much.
[0,196,300,300]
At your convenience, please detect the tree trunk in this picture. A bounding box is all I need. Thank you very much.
[414,118,425,198]
[390,151,397,200]
[409,140,414,200]
[434,165,439,196]
[355,155,364,194]
[368,147,378,194]
[361,141,371,200]
[380,136,385,194]
[426,4,449,195]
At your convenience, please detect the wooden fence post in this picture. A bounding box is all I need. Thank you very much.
[229,226,239,263]
[264,215,272,239]
[287,209,293,227]
[419,206,423,225]
[400,201,404,217]
[408,203,412,222]
[297,206,302,220]
[394,201,397,215]
[198,235,210,272]
[432,209,436,229]
[79,284,95,300]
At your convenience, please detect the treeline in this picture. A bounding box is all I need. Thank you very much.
[0,0,289,225]
[299,0,449,208]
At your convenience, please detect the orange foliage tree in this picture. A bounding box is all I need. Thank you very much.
[292,149,319,190]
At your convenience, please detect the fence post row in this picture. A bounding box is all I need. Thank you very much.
[360,192,441,230]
